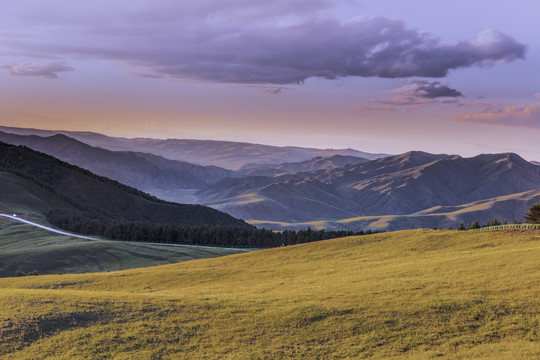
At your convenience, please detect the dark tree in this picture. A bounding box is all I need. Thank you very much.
[468,220,481,229]
[525,201,540,224]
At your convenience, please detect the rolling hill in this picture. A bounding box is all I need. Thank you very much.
[0,125,388,169]
[198,151,540,228]
[0,141,250,228]
[0,218,242,278]
[249,189,540,231]
[1,229,539,358]
[315,151,540,215]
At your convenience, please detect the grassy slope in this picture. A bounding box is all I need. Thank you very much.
[0,219,241,277]
[248,189,540,231]
[0,142,250,228]
[0,230,539,359]
[0,171,70,222]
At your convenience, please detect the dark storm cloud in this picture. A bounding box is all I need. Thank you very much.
[391,80,464,98]
[1,2,526,84]
[0,60,73,79]
[357,80,463,111]
[120,21,525,84]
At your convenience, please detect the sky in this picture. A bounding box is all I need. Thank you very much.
[1,0,539,160]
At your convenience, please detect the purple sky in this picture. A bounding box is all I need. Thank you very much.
[1,1,539,160]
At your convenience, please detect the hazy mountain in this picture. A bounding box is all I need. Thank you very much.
[0,141,250,228]
[0,131,235,191]
[1,126,538,231]
[0,126,388,169]
[532,161,540,166]
[197,151,540,227]
[239,154,370,176]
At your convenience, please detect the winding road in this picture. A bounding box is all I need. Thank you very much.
[0,213,251,251]
[0,213,98,240]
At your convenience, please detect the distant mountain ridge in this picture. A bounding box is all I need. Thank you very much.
[239,154,370,176]
[0,125,388,169]
[197,150,540,227]
[1,125,538,231]
[0,131,236,191]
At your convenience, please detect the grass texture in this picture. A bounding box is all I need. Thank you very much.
[0,229,539,358]
[0,218,241,277]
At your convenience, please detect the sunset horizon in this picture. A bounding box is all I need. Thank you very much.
[2,1,539,160]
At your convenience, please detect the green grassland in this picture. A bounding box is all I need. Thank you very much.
[1,229,539,359]
[0,219,242,277]
[0,171,68,223]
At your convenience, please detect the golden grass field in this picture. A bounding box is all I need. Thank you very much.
[1,229,539,359]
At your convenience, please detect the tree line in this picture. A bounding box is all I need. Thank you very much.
[456,201,540,230]
[47,209,379,248]
[46,200,540,244]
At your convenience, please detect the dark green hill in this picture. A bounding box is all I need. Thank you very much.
[0,142,251,228]
[0,218,242,277]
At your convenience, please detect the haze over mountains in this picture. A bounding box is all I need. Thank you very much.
[0,125,386,170]
[1,125,539,231]
[0,131,236,191]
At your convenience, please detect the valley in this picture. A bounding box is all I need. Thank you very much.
[0,126,538,231]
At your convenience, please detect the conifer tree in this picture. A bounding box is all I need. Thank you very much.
[468,220,481,229]
[525,201,540,223]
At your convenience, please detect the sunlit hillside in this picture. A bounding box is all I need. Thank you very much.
[1,230,539,359]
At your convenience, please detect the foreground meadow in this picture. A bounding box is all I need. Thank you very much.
[1,230,539,359]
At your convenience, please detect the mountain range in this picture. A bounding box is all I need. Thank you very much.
[1,125,539,231]
[0,131,236,191]
[0,125,386,169]
[197,151,540,226]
